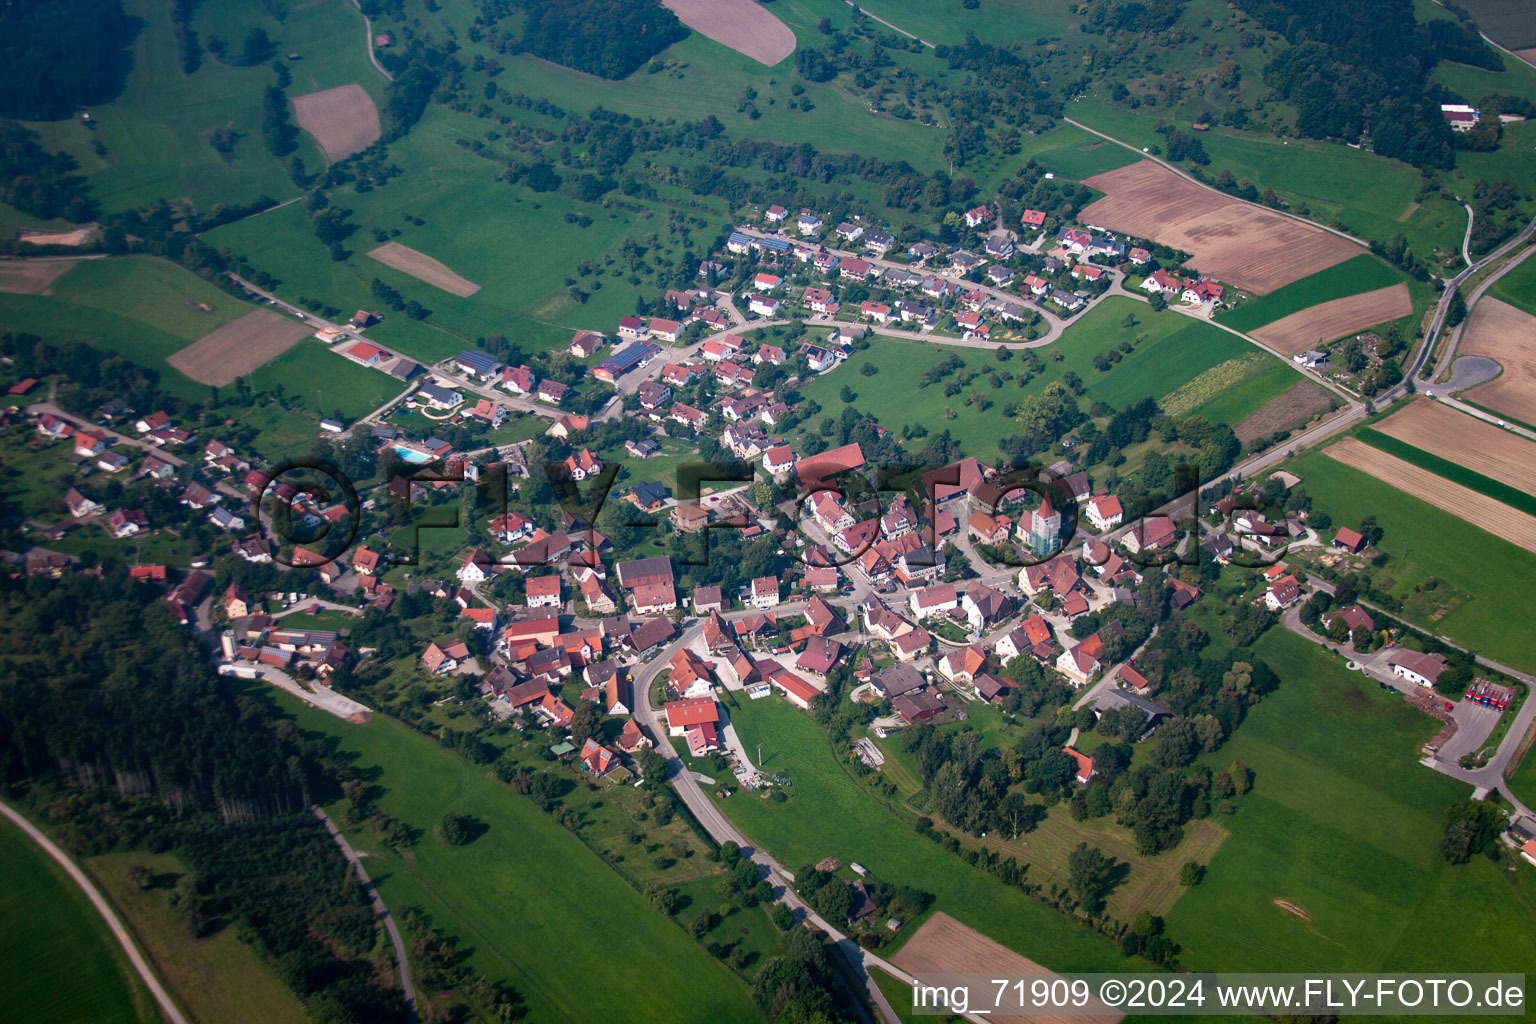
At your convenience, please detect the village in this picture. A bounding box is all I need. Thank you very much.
[5,185,1530,844]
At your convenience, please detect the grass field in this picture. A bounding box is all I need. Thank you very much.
[0,256,255,400]
[1187,361,1301,428]
[711,697,1130,972]
[1029,139,1141,181]
[14,0,385,217]
[1452,0,1536,49]
[203,103,681,358]
[1507,727,1536,810]
[0,818,158,1024]
[801,298,1295,463]
[1170,628,1536,974]
[1217,254,1407,332]
[1490,247,1536,318]
[1358,428,1536,516]
[251,685,759,1024]
[82,850,308,1024]
[1284,449,1536,670]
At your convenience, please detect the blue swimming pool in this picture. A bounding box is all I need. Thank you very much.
[391,445,433,464]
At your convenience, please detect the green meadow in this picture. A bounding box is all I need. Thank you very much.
[19,0,386,216]
[0,255,251,400]
[254,686,759,1024]
[1490,249,1536,317]
[799,297,1297,462]
[203,102,670,358]
[709,696,1131,971]
[1218,254,1408,332]
[1171,628,1536,975]
[1187,361,1305,428]
[82,850,309,1024]
[0,818,158,1024]
[1285,449,1536,671]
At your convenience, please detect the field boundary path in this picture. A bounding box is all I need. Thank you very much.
[843,1,934,47]
[312,807,418,1020]
[0,799,191,1024]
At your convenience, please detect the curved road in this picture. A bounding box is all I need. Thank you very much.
[0,799,190,1024]
[312,806,418,1020]
[629,621,929,1024]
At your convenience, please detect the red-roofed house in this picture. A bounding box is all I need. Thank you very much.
[1064,747,1095,784]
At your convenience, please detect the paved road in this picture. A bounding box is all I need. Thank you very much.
[628,624,910,1024]
[0,799,191,1024]
[1428,238,1536,384]
[842,0,935,47]
[1408,215,1536,388]
[312,807,417,1019]
[27,401,188,468]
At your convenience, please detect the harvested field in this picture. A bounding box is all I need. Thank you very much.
[1375,399,1536,498]
[1324,438,1536,554]
[1080,161,1361,294]
[1516,48,1536,68]
[18,226,96,246]
[1249,284,1412,356]
[1458,297,1536,425]
[367,242,480,297]
[1234,380,1337,443]
[168,310,314,385]
[0,261,76,295]
[662,0,796,65]
[891,913,1122,1024]
[291,84,381,163]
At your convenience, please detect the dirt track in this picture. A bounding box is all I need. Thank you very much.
[292,84,381,162]
[1458,297,1536,425]
[1375,399,1536,497]
[891,912,1122,1024]
[0,261,76,294]
[1080,161,1360,294]
[661,0,796,65]
[168,309,313,385]
[367,242,480,297]
[1324,437,1536,554]
[1249,283,1413,356]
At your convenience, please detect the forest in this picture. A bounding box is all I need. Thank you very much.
[0,122,98,222]
[1238,0,1480,169]
[0,0,134,120]
[477,0,689,80]
[0,571,411,1022]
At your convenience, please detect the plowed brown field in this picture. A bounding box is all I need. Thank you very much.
[1081,161,1360,293]
[890,912,1122,1024]
[1374,399,1536,497]
[1249,284,1412,356]
[367,242,480,297]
